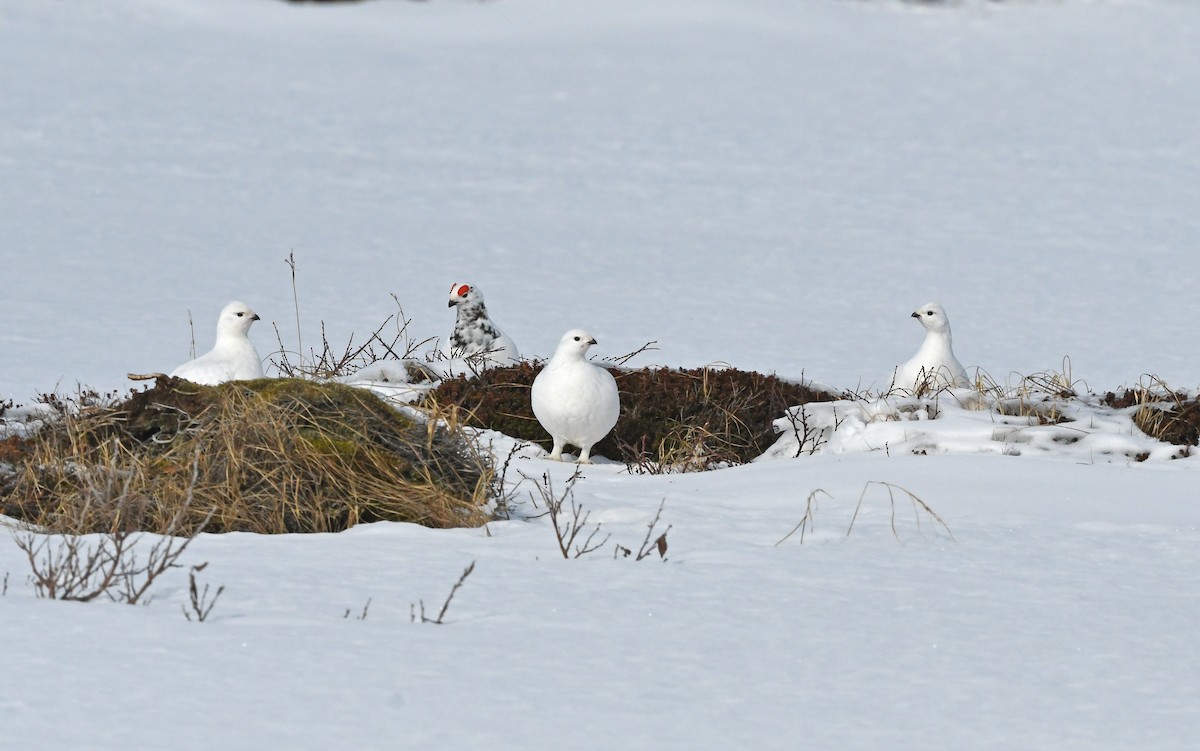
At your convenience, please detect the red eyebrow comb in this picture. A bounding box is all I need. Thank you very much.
[455,284,471,298]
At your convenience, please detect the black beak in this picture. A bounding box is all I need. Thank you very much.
[588,338,598,345]
[911,312,920,319]
[252,314,261,321]
[447,300,455,308]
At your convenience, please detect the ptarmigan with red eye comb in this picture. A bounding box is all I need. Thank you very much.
[170,301,264,385]
[531,329,620,463]
[445,282,520,366]
[888,301,969,395]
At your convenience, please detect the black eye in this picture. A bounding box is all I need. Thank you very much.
[926,310,933,316]
[236,312,244,317]
[573,336,581,341]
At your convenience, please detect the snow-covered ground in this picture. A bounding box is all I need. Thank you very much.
[2,0,1199,748]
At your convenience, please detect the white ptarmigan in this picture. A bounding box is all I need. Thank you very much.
[445,283,520,365]
[170,301,264,385]
[889,301,969,395]
[531,329,620,463]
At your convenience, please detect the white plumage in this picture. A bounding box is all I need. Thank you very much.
[170,301,264,385]
[531,329,620,463]
[889,301,969,395]
[445,282,520,366]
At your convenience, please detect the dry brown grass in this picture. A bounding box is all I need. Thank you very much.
[1103,377,1200,448]
[2,378,493,535]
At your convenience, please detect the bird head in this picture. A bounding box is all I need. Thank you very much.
[448,283,484,309]
[217,300,260,337]
[554,329,599,359]
[911,302,952,334]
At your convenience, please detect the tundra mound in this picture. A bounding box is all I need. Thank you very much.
[2,378,493,534]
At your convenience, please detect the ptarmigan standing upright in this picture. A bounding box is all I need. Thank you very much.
[446,283,520,365]
[170,301,264,385]
[889,301,969,395]
[531,329,620,463]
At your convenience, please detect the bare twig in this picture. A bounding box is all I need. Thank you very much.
[286,251,302,365]
[490,440,528,520]
[632,499,671,560]
[603,340,659,367]
[412,560,476,624]
[187,309,196,360]
[344,598,372,621]
[182,562,224,622]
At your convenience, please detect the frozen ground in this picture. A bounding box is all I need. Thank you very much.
[2,0,1199,749]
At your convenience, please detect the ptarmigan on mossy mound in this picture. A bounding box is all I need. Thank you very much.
[531,329,620,463]
[445,283,520,365]
[888,301,969,395]
[170,301,264,385]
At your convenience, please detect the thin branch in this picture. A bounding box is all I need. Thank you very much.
[413,561,477,624]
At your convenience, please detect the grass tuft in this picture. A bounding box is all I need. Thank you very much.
[2,377,492,535]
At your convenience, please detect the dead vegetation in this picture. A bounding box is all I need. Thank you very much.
[1103,378,1200,449]
[431,363,838,470]
[1,377,493,535]
[776,481,954,546]
[411,560,476,624]
[270,292,434,381]
[523,468,671,561]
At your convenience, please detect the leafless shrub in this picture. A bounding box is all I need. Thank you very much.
[521,470,672,561]
[488,440,527,521]
[523,468,610,558]
[601,340,659,367]
[182,562,224,622]
[10,448,211,604]
[271,298,434,380]
[269,253,432,379]
[412,560,476,625]
[613,499,671,561]
[776,404,832,458]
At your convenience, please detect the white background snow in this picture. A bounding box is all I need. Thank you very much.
[2,0,1199,749]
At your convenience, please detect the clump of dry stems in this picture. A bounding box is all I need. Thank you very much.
[2,377,493,535]
[1103,375,1200,448]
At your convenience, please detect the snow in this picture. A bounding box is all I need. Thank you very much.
[763,389,1188,462]
[2,0,1200,748]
